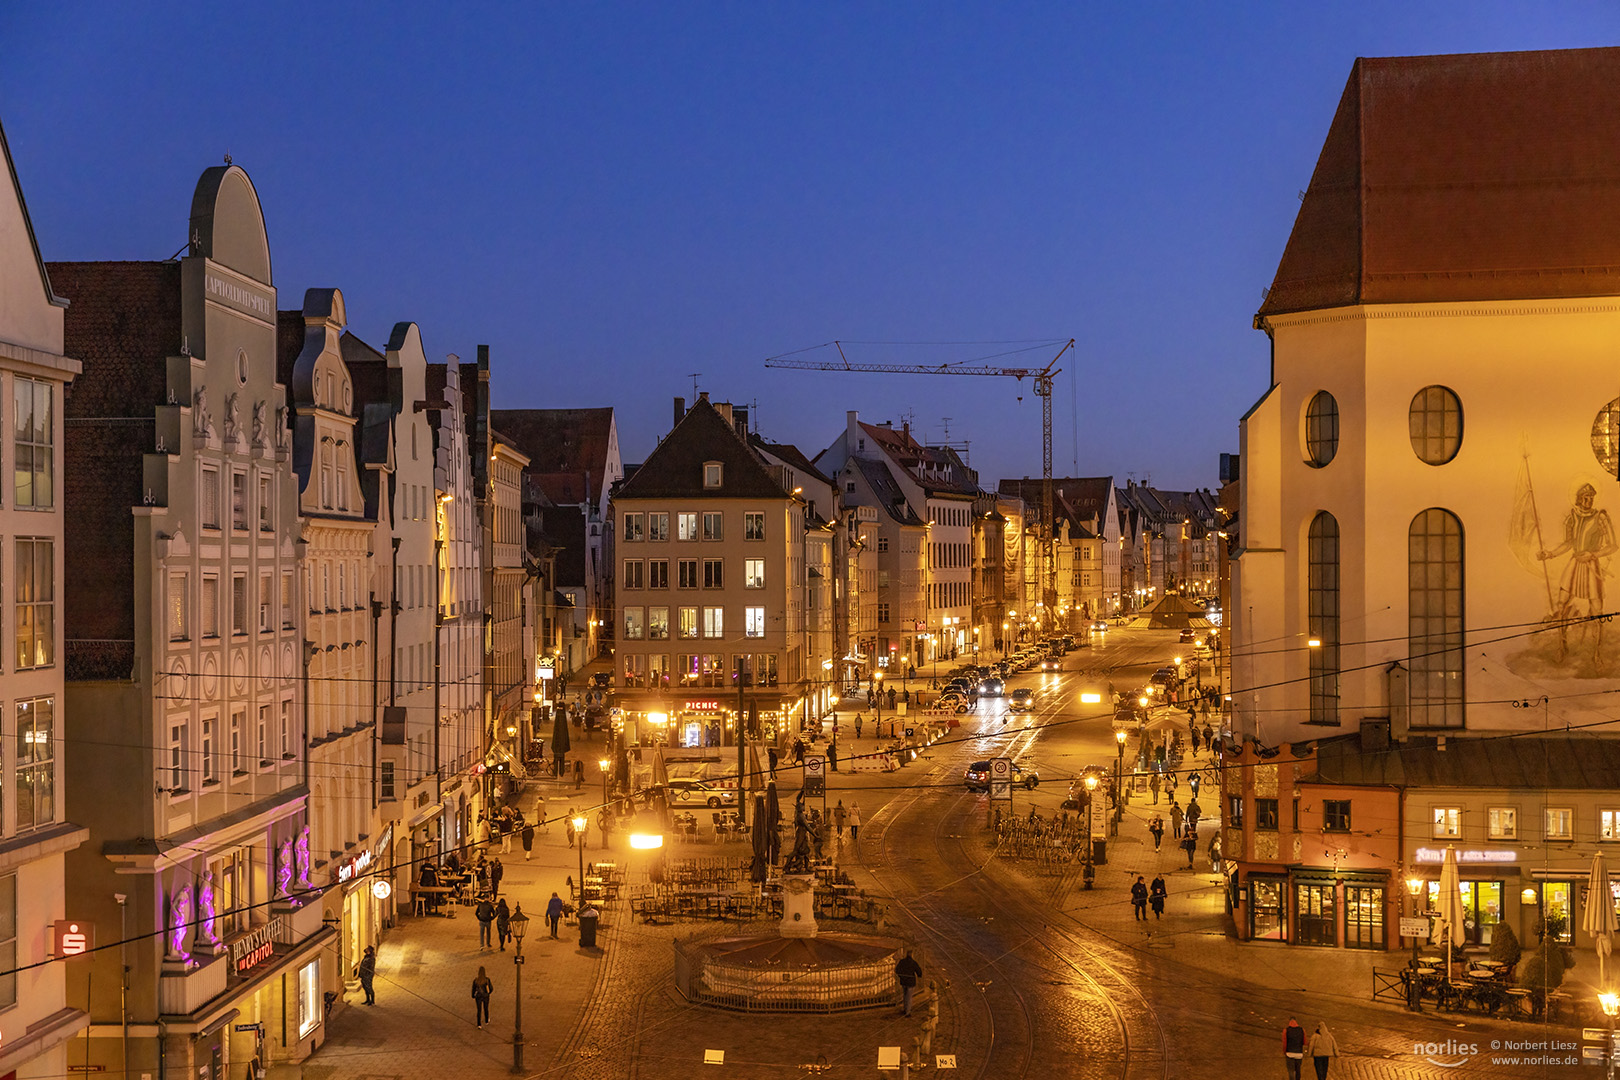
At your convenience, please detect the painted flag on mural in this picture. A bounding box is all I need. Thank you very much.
[1508,454,1542,575]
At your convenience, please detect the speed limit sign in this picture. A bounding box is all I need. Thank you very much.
[990,758,1012,802]
[990,759,1010,780]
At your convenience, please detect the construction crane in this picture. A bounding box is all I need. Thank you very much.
[764,338,1074,615]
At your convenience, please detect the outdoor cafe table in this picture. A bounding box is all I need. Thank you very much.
[412,885,455,915]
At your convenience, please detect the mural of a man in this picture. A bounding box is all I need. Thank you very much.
[1538,483,1618,658]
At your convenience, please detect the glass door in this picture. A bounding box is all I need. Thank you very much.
[1295,882,1337,946]
[1250,878,1285,940]
[1344,885,1385,949]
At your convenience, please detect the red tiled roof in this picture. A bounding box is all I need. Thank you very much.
[492,408,615,504]
[1259,46,1620,318]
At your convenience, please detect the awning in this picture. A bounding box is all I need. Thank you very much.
[406,802,446,830]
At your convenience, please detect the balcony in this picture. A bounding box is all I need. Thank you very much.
[158,953,228,1016]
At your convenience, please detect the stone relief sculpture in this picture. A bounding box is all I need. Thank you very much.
[192,387,213,440]
[251,399,268,448]
[275,405,290,450]
[199,870,220,947]
[170,885,194,964]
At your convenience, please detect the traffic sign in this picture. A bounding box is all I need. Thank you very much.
[990,758,1013,801]
[805,756,825,776]
[805,755,826,797]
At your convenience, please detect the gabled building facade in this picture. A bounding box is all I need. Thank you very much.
[0,116,89,1080]
[54,165,327,1078]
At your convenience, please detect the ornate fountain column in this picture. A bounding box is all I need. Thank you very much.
[779,874,819,938]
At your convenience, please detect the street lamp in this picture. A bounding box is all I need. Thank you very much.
[1405,875,1424,1013]
[1082,775,1098,889]
[873,670,884,741]
[598,757,611,824]
[509,903,529,1073]
[1114,729,1127,826]
[572,814,588,899]
[1602,992,1619,1080]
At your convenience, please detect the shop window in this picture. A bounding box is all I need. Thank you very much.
[1427,881,1504,945]
[649,560,669,589]
[1542,883,1573,941]
[1546,807,1573,841]
[1488,806,1517,840]
[1295,883,1337,946]
[744,512,764,541]
[1255,798,1277,830]
[623,513,644,542]
[1323,800,1351,832]
[1432,807,1461,838]
[298,959,322,1036]
[1249,878,1285,941]
[1344,885,1385,949]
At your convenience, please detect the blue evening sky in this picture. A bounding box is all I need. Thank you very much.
[3,4,1616,489]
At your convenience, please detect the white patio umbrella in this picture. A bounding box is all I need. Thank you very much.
[1437,846,1467,980]
[1584,851,1619,988]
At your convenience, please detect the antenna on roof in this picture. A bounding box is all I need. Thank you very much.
[687,373,701,398]
[224,151,233,165]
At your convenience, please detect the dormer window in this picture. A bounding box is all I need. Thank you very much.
[703,462,723,489]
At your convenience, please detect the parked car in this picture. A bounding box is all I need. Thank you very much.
[979,675,1005,695]
[964,759,1040,791]
[1009,687,1036,711]
[937,692,971,713]
[659,779,738,808]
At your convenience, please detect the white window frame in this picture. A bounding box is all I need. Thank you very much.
[702,606,723,638]
[1546,806,1574,841]
[677,513,698,542]
[745,607,765,638]
[1432,806,1461,839]
[744,559,765,589]
[1487,806,1518,840]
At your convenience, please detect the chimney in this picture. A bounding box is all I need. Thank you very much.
[733,405,749,438]
[902,420,909,442]
[674,397,685,428]
[699,391,709,403]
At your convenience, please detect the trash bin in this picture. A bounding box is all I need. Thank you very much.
[1091,838,1108,866]
[578,906,600,948]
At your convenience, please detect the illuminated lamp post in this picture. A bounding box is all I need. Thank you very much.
[1114,729,1127,824]
[572,814,588,900]
[1083,775,1098,889]
[873,670,883,741]
[598,757,611,822]
[509,903,529,1072]
[1405,875,1424,1013]
[1602,992,1619,1080]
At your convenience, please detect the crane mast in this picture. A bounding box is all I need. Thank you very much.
[765,338,1074,621]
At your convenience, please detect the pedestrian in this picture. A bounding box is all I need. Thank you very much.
[522,820,535,860]
[855,713,864,738]
[829,740,838,773]
[1131,876,1148,920]
[833,799,849,837]
[1282,1017,1306,1080]
[490,857,504,898]
[358,945,377,1004]
[1149,874,1167,919]
[1186,797,1201,834]
[475,897,495,948]
[535,793,549,832]
[1188,771,1201,798]
[471,966,493,1026]
[1307,1021,1337,1079]
[1170,801,1183,839]
[1149,772,1160,804]
[849,801,862,843]
[546,891,565,938]
[894,949,924,1016]
[1202,721,1214,752]
[500,812,513,854]
[566,810,577,849]
[1148,816,1164,851]
[768,746,779,779]
[495,897,511,951]
[573,758,584,790]
[476,814,491,850]
[1181,833,1196,868]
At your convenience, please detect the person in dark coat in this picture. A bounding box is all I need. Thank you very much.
[475,897,495,948]
[490,857,505,899]
[471,966,493,1026]
[546,891,565,938]
[358,945,376,1004]
[1148,816,1164,851]
[768,746,779,779]
[894,950,924,1016]
[1149,875,1167,919]
[521,820,535,860]
[495,898,512,951]
[1282,1017,1306,1080]
[1131,876,1149,921]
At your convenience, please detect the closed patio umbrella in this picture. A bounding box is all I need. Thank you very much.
[750,794,769,883]
[1437,846,1467,980]
[1585,851,1618,987]
[765,781,782,864]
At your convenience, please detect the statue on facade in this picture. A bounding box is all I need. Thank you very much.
[223,393,241,443]
[169,885,194,964]
[276,840,294,898]
[274,405,290,450]
[199,870,220,947]
[192,387,213,440]
[295,826,313,892]
[251,399,268,448]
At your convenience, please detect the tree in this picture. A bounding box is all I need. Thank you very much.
[1489,921,1522,970]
